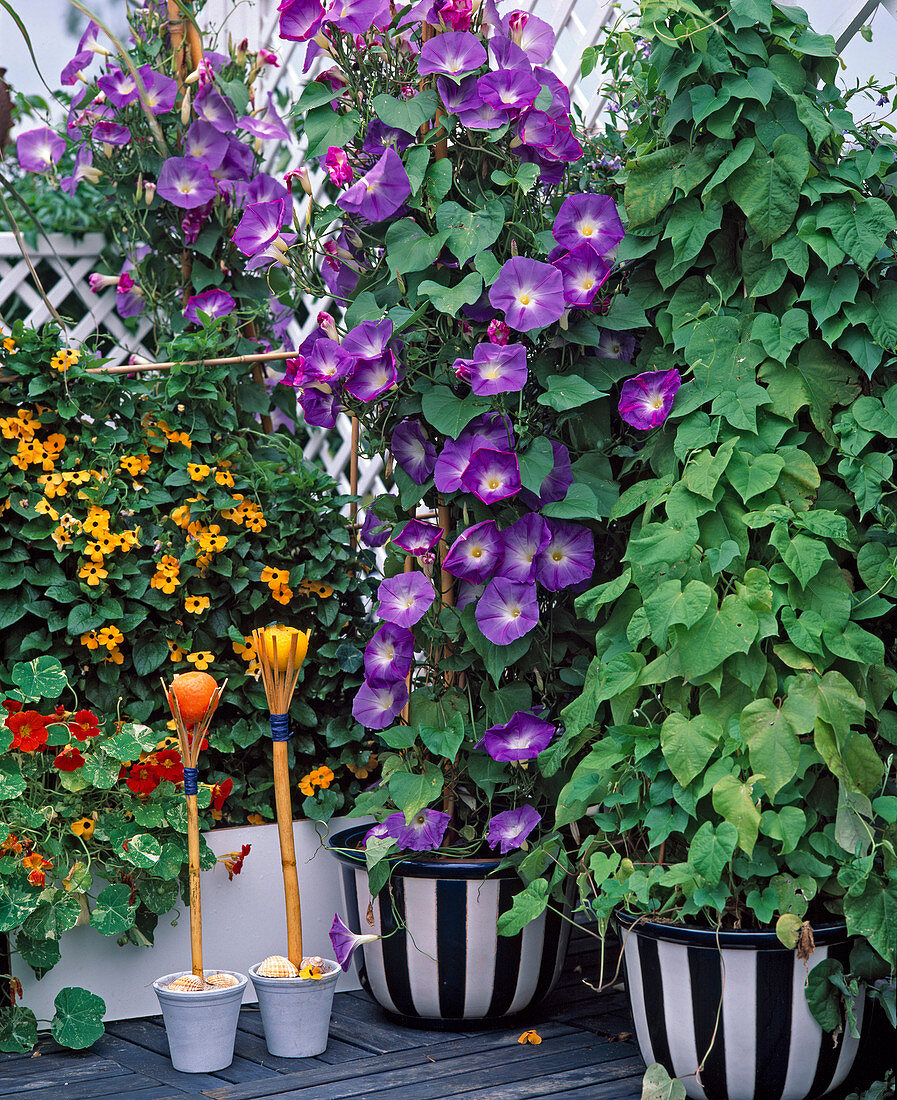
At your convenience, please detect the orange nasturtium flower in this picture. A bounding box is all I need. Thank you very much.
[184,595,211,615]
[22,852,52,888]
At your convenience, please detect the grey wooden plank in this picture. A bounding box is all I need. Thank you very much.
[326,991,468,1052]
[90,1030,225,1093]
[0,1054,133,1094]
[234,1012,370,1066]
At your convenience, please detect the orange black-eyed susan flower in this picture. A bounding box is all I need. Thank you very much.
[70,817,95,839]
[184,595,210,615]
[271,584,293,605]
[119,454,151,477]
[261,566,289,588]
[104,647,124,665]
[298,765,335,797]
[187,463,211,481]
[517,1030,542,1045]
[96,626,124,650]
[78,562,108,586]
[50,348,80,372]
[186,651,214,670]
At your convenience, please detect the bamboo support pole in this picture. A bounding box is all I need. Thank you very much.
[0,350,299,386]
[349,417,360,551]
[273,741,302,964]
[185,794,203,976]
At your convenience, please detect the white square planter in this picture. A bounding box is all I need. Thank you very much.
[13,817,362,1023]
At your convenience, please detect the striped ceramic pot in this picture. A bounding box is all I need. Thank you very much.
[329,824,571,1022]
[616,911,866,1100]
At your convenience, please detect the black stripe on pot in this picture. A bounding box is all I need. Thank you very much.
[488,877,524,1016]
[341,866,368,989]
[754,947,793,1100]
[531,896,564,1007]
[377,874,417,1017]
[636,932,674,1074]
[688,945,726,1100]
[435,878,467,1017]
[807,940,851,1098]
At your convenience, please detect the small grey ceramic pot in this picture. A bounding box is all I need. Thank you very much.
[249,961,340,1057]
[153,970,248,1073]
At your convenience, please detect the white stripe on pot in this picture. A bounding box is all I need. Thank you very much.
[830,986,866,1095]
[781,945,828,1100]
[507,911,547,1015]
[622,932,658,1068]
[402,876,441,1018]
[464,878,500,1017]
[354,868,399,1016]
[720,948,758,1100]
[655,940,706,1100]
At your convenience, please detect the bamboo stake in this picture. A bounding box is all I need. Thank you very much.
[251,627,311,967]
[349,417,360,551]
[162,676,227,978]
[0,349,300,386]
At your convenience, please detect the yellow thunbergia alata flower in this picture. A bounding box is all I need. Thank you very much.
[79,563,108,587]
[186,651,214,670]
[184,595,211,614]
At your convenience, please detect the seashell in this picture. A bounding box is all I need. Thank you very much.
[166,974,205,992]
[204,972,238,988]
[300,956,325,970]
[257,955,300,978]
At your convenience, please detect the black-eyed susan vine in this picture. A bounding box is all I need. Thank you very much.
[0,322,378,825]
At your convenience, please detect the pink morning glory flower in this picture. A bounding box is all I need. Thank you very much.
[115,272,144,318]
[552,194,625,255]
[393,519,444,557]
[338,148,410,223]
[477,69,541,111]
[232,198,289,257]
[456,343,528,397]
[443,520,504,584]
[344,350,399,402]
[325,146,353,187]
[436,0,472,31]
[329,913,380,972]
[498,514,550,583]
[352,679,409,729]
[503,11,555,63]
[461,446,521,505]
[364,622,415,684]
[377,572,435,628]
[483,711,555,761]
[184,120,228,169]
[487,805,542,854]
[487,319,511,346]
[535,519,594,591]
[16,128,65,173]
[618,368,682,430]
[475,577,539,644]
[156,157,218,209]
[385,809,450,852]
[194,84,238,133]
[418,31,488,77]
[391,419,436,485]
[184,289,235,324]
[555,243,612,308]
[488,257,566,332]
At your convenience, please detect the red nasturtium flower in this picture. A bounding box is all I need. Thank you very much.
[125,763,159,796]
[221,843,250,881]
[68,710,100,741]
[211,777,233,811]
[153,749,185,785]
[53,744,86,772]
[22,851,52,888]
[6,710,51,752]
[2,699,22,715]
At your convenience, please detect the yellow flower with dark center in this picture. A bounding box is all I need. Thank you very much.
[271,584,292,605]
[186,651,214,670]
[151,571,179,594]
[184,595,211,614]
[214,469,235,487]
[65,470,92,486]
[298,766,335,797]
[38,472,68,499]
[233,637,257,662]
[96,626,124,650]
[120,454,151,477]
[188,463,211,481]
[82,508,111,535]
[298,965,323,980]
[79,563,108,587]
[70,818,94,839]
[50,348,80,372]
[35,499,59,521]
[3,337,17,353]
[80,630,100,650]
[52,525,73,550]
[119,528,140,551]
[84,542,106,563]
[43,433,66,456]
[167,641,185,663]
[171,504,191,528]
[157,554,180,575]
[247,813,266,825]
[104,647,124,665]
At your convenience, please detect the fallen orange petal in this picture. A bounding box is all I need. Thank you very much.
[517,1029,542,1045]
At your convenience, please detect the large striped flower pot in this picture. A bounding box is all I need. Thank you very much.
[329,824,571,1023]
[616,911,866,1100]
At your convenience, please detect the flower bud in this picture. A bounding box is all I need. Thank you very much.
[317,312,338,339]
[144,181,156,205]
[180,89,191,126]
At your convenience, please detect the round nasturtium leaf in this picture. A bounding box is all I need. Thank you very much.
[51,987,106,1049]
[0,1005,38,1053]
[90,883,137,937]
[11,656,68,701]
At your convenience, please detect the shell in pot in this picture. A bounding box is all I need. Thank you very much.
[166,974,205,992]
[204,972,239,988]
[256,955,300,978]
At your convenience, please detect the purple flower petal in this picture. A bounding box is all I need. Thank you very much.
[456,580,484,609]
[352,679,409,729]
[304,338,354,384]
[97,68,137,107]
[394,518,443,557]
[329,912,380,972]
[338,148,410,223]
[156,156,218,209]
[61,50,94,87]
[618,369,681,430]
[247,173,290,205]
[16,128,65,173]
[555,242,612,308]
[503,11,555,63]
[475,577,538,644]
[461,446,521,505]
[391,419,436,485]
[418,31,487,77]
[93,121,131,145]
[279,0,325,41]
[437,74,482,115]
[385,809,450,851]
[477,68,541,110]
[363,822,390,846]
[194,83,238,133]
[497,514,549,583]
[361,508,391,548]
[463,342,528,396]
[343,318,393,359]
[184,120,228,169]
[344,350,398,402]
[331,0,391,33]
[232,198,288,256]
[488,257,566,332]
[299,386,341,428]
[483,711,554,761]
[596,330,636,362]
[535,519,594,591]
[377,572,435,628]
[138,65,177,115]
[463,412,515,450]
[553,194,625,255]
[487,805,542,854]
[364,623,415,684]
[240,92,293,142]
[443,520,504,584]
[538,441,573,506]
[184,288,235,324]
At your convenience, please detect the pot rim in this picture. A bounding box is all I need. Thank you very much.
[614,908,850,949]
[328,823,514,880]
[249,960,341,985]
[153,969,249,993]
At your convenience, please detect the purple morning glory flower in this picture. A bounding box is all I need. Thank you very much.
[240,92,292,142]
[443,520,504,584]
[461,446,521,505]
[61,50,93,86]
[303,338,354,384]
[460,342,528,396]
[488,35,533,72]
[156,157,218,209]
[596,330,636,362]
[364,622,415,684]
[343,318,393,359]
[418,31,487,77]
[93,121,131,145]
[338,148,410,223]
[435,434,483,494]
[361,508,391,548]
[78,20,107,54]
[378,572,435,628]
[194,83,238,133]
[214,136,256,184]
[16,128,65,173]
[279,0,325,40]
[535,520,594,591]
[115,272,144,318]
[97,67,137,107]
[537,441,573,506]
[138,65,177,114]
[61,146,99,194]
[533,67,571,118]
[329,913,380,972]
[517,109,558,151]
[362,120,413,157]
[363,822,390,846]
[247,173,290,205]
[456,580,485,609]
[232,198,288,257]
[475,577,539,645]
[487,805,542,854]
[488,257,566,332]
[184,120,228,169]
[352,679,409,729]
[555,243,612,308]
[553,194,625,255]
[465,412,516,450]
[394,519,443,557]
[498,514,549,583]
[437,74,482,115]
[618,369,682,430]
[332,0,391,33]
[344,350,399,402]
[299,386,341,428]
[184,288,235,324]
[483,711,555,761]
[478,69,541,111]
[458,101,511,131]
[504,10,555,63]
[385,809,450,852]
[391,419,436,485]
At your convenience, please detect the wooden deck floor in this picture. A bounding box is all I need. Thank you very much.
[0,928,647,1100]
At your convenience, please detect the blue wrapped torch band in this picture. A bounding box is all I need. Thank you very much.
[270,712,291,741]
[183,766,199,796]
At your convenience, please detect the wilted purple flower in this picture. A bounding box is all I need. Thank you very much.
[618,368,681,430]
[360,508,391,548]
[240,93,292,142]
[184,288,235,324]
[352,679,409,729]
[385,809,450,852]
[343,318,393,360]
[138,65,177,114]
[498,514,550,583]
[93,121,131,145]
[443,520,503,584]
[483,711,555,761]
[488,319,511,345]
[338,148,410,223]
[378,572,435,628]
[391,419,436,485]
[279,0,325,40]
[555,243,612,308]
[437,74,482,115]
[462,446,521,505]
[97,68,137,107]
[596,330,635,361]
[437,0,472,31]
[475,577,539,645]
[344,351,399,402]
[299,386,341,428]
[463,342,528,396]
[489,257,566,332]
[487,805,542,854]
[535,520,594,591]
[538,441,573,505]
[504,11,555,63]
[282,355,305,388]
[394,519,444,557]
[364,622,415,684]
[115,272,144,318]
[16,128,65,173]
[247,173,290,205]
[194,83,238,132]
[329,913,380,972]
[61,50,93,86]
[303,338,353,384]
[553,194,624,255]
[61,146,99,194]
[156,156,217,209]
[418,31,488,77]
[183,120,228,169]
[232,198,288,257]
[478,69,541,110]
[325,146,352,187]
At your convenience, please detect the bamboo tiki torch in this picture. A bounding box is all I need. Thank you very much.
[162,676,226,978]
[251,626,311,968]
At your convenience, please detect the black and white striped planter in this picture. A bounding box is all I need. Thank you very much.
[616,911,866,1100]
[329,824,571,1023]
